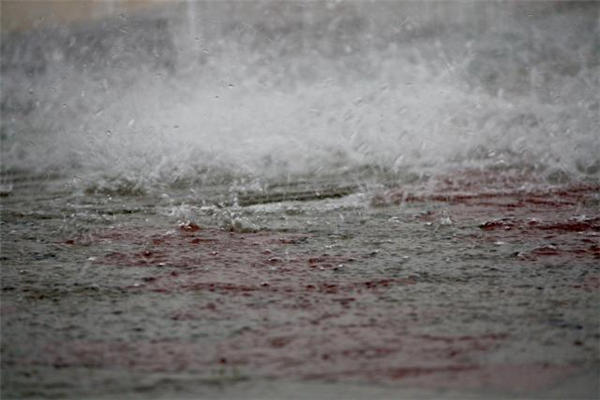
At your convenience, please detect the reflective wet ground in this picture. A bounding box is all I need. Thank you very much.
[1,169,598,398]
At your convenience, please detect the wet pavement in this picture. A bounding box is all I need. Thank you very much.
[1,169,598,398]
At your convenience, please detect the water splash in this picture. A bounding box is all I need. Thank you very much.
[1,2,598,197]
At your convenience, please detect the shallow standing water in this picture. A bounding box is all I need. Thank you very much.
[1,2,599,398]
